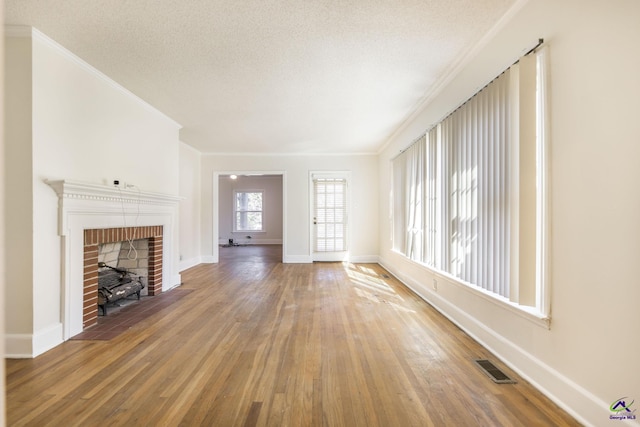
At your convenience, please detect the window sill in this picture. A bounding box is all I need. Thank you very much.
[392,250,551,330]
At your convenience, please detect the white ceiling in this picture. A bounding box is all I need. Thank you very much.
[5,0,516,154]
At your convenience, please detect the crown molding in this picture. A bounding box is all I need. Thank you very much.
[4,25,182,130]
[377,0,532,155]
[200,151,377,157]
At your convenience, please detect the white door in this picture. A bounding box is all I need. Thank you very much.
[311,174,349,261]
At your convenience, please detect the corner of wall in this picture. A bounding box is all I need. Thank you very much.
[5,322,63,359]
[179,256,203,272]
[5,334,33,359]
[32,323,64,357]
[283,255,313,264]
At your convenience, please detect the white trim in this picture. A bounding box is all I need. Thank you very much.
[389,249,549,328]
[165,279,182,292]
[378,256,605,427]
[212,175,220,264]
[33,323,64,357]
[179,140,202,156]
[179,256,202,272]
[218,239,283,246]
[213,171,287,265]
[5,322,64,358]
[536,45,552,316]
[201,151,378,157]
[348,255,380,264]
[283,255,312,264]
[46,179,182,340]
[309,171,351,262]
[377,0,532,156]
[4,334,33,359]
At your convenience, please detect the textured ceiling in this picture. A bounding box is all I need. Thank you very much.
[5,0,516,154]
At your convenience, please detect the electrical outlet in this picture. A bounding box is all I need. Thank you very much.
[433,279,438,291]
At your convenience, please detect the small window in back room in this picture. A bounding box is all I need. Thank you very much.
[234,190,264,232]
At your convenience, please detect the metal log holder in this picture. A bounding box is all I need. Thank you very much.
[97,262,145,315]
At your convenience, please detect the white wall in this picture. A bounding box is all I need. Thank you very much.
[1,0,7,422]
[201,155,378,263]
[4,34,33,350]
[377,1,640,425]
[4,28,182,357]
[218,175,283,245]
[179,142,202,271]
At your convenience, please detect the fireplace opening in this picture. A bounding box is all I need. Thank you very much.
[83,226,164,330]
[97,239,149,315]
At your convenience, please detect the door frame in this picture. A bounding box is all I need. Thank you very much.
[212,171,286,263]
[309,170,351,262]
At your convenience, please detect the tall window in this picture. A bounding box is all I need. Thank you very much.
[234,190,264,232]
[392,46,549,315]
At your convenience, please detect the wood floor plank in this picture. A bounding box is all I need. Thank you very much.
[6,245,580,426]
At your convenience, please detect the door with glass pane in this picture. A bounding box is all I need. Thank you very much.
[312,175,348,261]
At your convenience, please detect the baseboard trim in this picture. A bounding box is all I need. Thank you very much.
[33,323,64,357]
[218,239,283,245]
[5,333,33,359]
[283,255,312,264]
[378,257,608,427]
[348,255,380,264]
[164,274,182,292]
[179,256,202,272]
[6,322,64,359]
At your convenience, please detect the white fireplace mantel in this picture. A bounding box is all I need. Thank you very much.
[47,179,183,235]
[46,179,183,340]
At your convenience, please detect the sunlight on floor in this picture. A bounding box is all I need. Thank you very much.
[343,263,416,314]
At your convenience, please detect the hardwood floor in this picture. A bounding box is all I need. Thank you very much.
[6,245,579,426]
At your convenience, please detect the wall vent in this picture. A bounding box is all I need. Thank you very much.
[474,359,517,384]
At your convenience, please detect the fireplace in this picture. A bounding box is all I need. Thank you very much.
[83,226,164,328]
[47,180,182,340]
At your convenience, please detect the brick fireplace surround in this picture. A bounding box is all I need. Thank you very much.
[83,226,163,329]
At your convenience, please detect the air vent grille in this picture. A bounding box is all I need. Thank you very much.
[474,359,517,384]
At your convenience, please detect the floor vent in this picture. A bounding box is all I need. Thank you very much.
[474,359,517,384]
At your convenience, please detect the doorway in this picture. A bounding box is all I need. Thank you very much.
[310,171,350,262]
[213,172,286,264]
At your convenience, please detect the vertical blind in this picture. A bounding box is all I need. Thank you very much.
[445,67,511,296]
[393,66,513,298]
